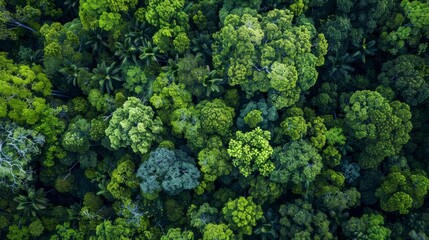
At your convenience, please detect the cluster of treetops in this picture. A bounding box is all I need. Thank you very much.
[0,0,429,239]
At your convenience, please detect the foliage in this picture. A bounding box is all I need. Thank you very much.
[2,0,429,239]
[161,228,194,240]
[236,99,278,130]
[280,116,308,140]
[228,127,274,177]
[143,0,190,53]
[136,148,200,197]
[107,158,139,200]
[378,54,429,106]
[248,176,283,204]
[212,9,327,109]
[343,90,412,168]
[197,99,235,136]
[203,223,234,240]
[61,117,91,153]
[105,97,163,155]
[197,136,233,189]
[92,62,122,94]
[40,20,88,78]
[270,140,323,191]
[79,0,137,36]
[342,214,391,240]
[187,203,218,230]
[376,169,429,214]
[0,53,51,125]
[279,199,333,239]
[14,188,48,219]
[222,196,263,235]
[0,121,45,188]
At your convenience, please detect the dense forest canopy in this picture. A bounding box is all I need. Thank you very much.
[0,0,429,239]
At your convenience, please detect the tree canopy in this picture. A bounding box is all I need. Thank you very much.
[1,0,429,239]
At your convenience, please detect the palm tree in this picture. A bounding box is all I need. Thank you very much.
[351,39,377,64]
[86,30,109,56]
[253,208,279,240]
[327,53,355,81]
[115,37,139,65]
[126,20,153,44]
[202,68,224,96]
[14,188,48,219]
[138,40,164,66]
[190,33,212,62]
[63,0,79,13]
[161,54,180,79]
[60,62,87,86]
[92,62,122,94]
[18,47,43,64]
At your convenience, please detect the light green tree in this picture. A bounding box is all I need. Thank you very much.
[105,97,163,155]
[222,196,263,236]
[228,127,274,177]
[212,9,327,109]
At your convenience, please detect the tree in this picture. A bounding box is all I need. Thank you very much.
[236,99,279,130]
[136,148,200,198]
[243,110,263,129]
[227,127,274,177]
[161,228,194,240]
[197,136,233,192]
[29,219,44,237]
[248,176,283,204]
[317,187,361,216]
[105,97,163,155]
[280,116,308,141]
[343,90,412,168]
[376,169,429,214]
[197,99,235,136]
[142,0,190,53]
[50,222,85,240]
[87,89,118,114]
[378,55,429,106]
[310,82,339,114]
[401,0,429,37]
[0,0,39,40]
[222,196,263,236]
[203,223,234,240]
[89,117,108,142]
[91,62,122,94]
[164,198,186,225]
[40,20,89,78]
[212,9,327,109]
[0,52,51,125]
[78,0,137,36]
[278,199,333,240]
[14,188,48,219]
[342,214,391,240]
[107,158,139,200]
[61,117,91,154]
[187,203,219,230]
[270,140,323,192]
[170,106,205,151]
[175,54,223,98]
[93,218,135,240]
[7,225,30,240]
[0,121,45,188]
[122,65,153,99]
[150,73,193,123]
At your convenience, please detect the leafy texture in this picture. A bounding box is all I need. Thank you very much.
[228,127,274,177]
[136,148,200,198]
[105,97,163,155]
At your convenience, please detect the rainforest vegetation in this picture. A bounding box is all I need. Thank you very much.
[0,0,429,239]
